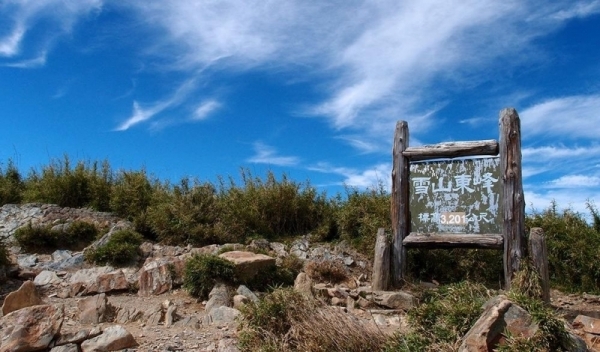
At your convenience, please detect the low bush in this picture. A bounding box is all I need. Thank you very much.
[245,254,305,291]
[14,221,98,253]
[217,170,331,241]
[146,179,223,246]
[239,288,387,352]
[406,248,503,288]
[335,185,391,256]
[526,201,600,293]
[499,291,572,352]
[386,281,492,351]
[85,229,143,267]
[183,254,236,299]
[0,159,24,206]
[304,259,348,284]
[14,223,55,253]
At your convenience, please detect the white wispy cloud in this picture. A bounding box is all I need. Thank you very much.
[247,142,300,166]
[522,145,600,163]
[521,94,600,139]
[525,187,600,216]
[0,0,101,64]
[545,175,600,188]
[309,161,391,190]
[0,24,25,57]
[125,1,599,148]
[115,78,197,131]
[192,100,221,121]
[2,51,47,68]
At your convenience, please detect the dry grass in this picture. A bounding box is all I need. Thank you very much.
[239,288,388,352]
[304,260,348,284]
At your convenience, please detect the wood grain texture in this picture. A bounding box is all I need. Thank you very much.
[500,108,525,290]
[391,121,409,287]
[404,140,499,161]
[403,232,503,249]
[372,228,391,291]
[529,227,550,303]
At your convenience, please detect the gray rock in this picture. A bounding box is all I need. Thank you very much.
[294,272,313,297]
[17,254,38,267]
[50,343,79,352]
[165,305,177,327]
[144,305,163,325]
[69,266,114,285]
[205,283,231,313]
[236,285,259,303]
[53,327,102,346]
[372,291,416,310]
[78,293,109,324]
[116,306,143,324]
[204,306,241,325]
[34,270,62,286]
[45,253,85,271]
[174,316,200,329]
[233,295,249,309]
[80,325,137,352]
[269,242,288,257]
[217,338,240,352]
[52,250,72,262]
[290,239,309,259]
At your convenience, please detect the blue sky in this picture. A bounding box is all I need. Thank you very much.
[1,0,599,214]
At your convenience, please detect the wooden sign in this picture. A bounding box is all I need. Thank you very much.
[409,157,501,234]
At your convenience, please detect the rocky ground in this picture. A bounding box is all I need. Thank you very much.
[2,204,600,351]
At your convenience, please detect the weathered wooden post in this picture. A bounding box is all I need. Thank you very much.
[529,227,550,303]
[391,121,409,287]
[372,228,391,290]
[499,108,526,290]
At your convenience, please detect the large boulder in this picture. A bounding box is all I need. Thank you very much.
[1,280,43,315]
[138,256,185,296]
[80,325,137,352]
[78,293,110,324]
[459,295,538,352]
[82,269,130,295]
[218,251,275,282]
[0,304,64,352]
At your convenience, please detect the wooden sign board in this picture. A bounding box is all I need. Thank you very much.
[409,157,501,234]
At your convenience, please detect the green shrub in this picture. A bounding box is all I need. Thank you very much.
[23,156,97,208]
[14,221,98,253]
[14,223,55,253]
[244,254,305,291]
[335,185,391,255]
[85,229,143,267]
[526,201,600,293]
[387,281,492,351]
[110,169,155,220]
[217,170,331,241]
[0,159,24,206]
[500,291,572,351]
[406,248,503,288]
[183,254,236,299]
[147,178,224,245]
